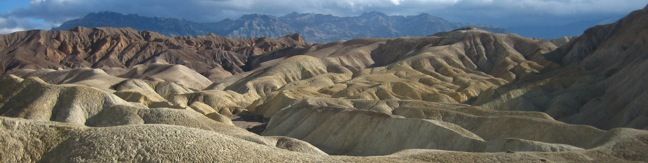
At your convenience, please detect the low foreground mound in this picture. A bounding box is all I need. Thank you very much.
[1,116,647,162]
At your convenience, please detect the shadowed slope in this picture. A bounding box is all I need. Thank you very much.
[475,7,648,129]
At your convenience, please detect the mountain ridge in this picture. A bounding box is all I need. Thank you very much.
[56,11,497,42]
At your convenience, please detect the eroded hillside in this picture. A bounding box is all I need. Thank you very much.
[1,7,648,163]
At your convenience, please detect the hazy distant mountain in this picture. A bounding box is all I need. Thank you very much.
[56,12,214,36]
[57,11,475,42]
[506,16,623,38]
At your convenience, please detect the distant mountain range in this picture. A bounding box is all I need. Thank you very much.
[56,12,503,42]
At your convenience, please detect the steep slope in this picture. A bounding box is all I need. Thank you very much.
[0,27,305,75]
[474,7,648,129]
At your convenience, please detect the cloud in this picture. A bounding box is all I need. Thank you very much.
[0,27,25,34]
[0,15,55,34]
[0,16,19,34]
[390,0,402,5]
[0,0,645,32]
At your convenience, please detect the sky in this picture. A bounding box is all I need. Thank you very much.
[0,0,646,36]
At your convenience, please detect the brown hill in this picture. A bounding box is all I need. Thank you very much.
[0,27,306,77]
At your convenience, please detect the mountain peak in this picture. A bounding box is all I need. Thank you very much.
[284,12,301,17]
[240,14,276,20]
[287,33,304,42]
[86,11,123,16]
[359,11,387,17]
[410,13,443,19]
[452,27,486,32]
